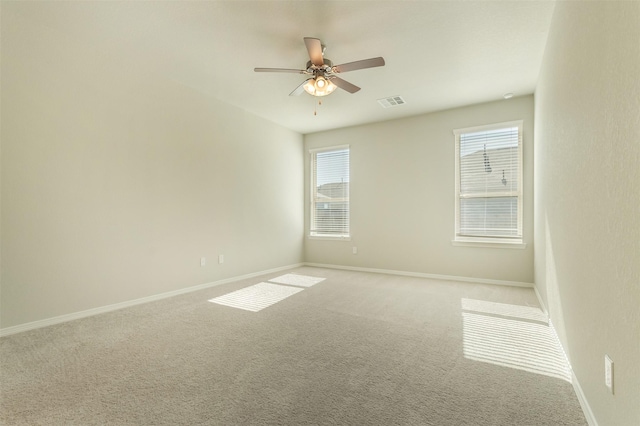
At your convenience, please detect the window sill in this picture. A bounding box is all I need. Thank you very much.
[452,239,526,249]
[308,235,351,241]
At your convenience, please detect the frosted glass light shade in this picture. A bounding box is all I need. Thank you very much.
[304,76,337,97]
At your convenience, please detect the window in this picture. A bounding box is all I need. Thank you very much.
[454,121,523,246]
[310,146,350,238]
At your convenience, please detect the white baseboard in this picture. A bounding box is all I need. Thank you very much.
[304,262,534,288]
[547,318,598,426]
[0,263,304,338]
[533,284,549,315]
[571,369,598,426]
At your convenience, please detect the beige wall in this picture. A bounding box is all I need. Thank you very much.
[305,96,534,284]
[1,7,303,328]
[534,2,640,425]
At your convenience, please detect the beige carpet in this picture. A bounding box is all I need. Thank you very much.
[0,266,587,425]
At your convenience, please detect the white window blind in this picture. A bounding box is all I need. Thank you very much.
[454,121,523,243]
[310,146,349,237]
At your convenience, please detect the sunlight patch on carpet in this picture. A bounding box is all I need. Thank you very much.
[462,298,571,382]
[208,282,304,312]
[268,273,326,288]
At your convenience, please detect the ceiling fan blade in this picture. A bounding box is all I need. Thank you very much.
[333,57,385,73]
[330,76,361,94]
[254,67,306,74]
[289,78,312,96]
[304,37,324,67]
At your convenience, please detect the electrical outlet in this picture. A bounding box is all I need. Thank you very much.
[200,257,206,267]
[604,355,614,394]
[352,247,358,255]
[218,254,224,264]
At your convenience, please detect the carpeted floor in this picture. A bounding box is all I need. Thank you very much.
[0,266,587,425]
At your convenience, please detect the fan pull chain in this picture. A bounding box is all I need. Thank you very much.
[313,99,322,116]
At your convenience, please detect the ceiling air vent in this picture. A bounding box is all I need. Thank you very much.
[377,96,406,108]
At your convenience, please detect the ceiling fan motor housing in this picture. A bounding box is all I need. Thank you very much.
[306,59,334,74]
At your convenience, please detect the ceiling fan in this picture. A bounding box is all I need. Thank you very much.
[254,37,385,97]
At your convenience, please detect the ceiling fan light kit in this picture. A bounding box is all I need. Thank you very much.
[255,37,385,98]
[303,76,337,97]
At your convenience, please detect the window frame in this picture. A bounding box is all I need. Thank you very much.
[309,145,351,240]
[453,120,525,248]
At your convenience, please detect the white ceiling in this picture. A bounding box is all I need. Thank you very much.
[8,1,556,135]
